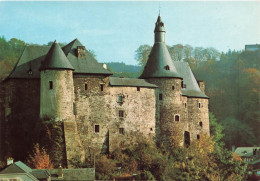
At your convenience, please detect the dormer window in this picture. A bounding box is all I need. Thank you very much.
[181,81,187,88]
[165,65,170,70]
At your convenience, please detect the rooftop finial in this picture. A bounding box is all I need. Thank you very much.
[159,3,161,16]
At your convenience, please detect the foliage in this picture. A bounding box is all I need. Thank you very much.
[209,112,225,148]
[135,44,152,67]
[95,135,247,180]
[26,143,53,169]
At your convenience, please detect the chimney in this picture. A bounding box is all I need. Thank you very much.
[7,157,13,165]
[58,164,63,178]
[197,80,205,93]
[102,63,107,70]
[76,46,86,59]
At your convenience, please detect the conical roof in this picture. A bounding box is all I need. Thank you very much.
[140,15,181,79]
[154,15,165,32]
[39,41,74,71]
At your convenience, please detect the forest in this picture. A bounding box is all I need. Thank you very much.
[0,36,259,148]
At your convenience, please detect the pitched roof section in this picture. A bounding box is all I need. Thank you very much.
[174,61,208,99]
[139,42,181,79]
[110,77,157,88]
[64,39,112,75]
[39,41,74,71]
[6,39,112,79]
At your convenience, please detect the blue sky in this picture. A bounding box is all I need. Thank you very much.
[0,1,259,65]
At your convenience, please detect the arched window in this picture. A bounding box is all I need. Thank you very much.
[165,65,170,70]
[175,115,180,122]
[199,121,203,127]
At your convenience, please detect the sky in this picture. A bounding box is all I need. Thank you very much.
[0,1,259,65]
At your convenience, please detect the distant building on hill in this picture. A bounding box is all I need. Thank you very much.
[245,44,260,51]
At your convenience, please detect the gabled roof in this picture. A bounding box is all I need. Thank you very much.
[39,41,74,71]
[0,161,32,174]
[5,39,112,80]
[110,77,157,88]
[174,62,208,99]
[139,42,181,79]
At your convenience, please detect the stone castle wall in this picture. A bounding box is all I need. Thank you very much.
[72,75,156,159]
[40,70,74,121]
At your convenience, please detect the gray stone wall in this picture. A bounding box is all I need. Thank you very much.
[40,70,74,121]
[72,75,156,158]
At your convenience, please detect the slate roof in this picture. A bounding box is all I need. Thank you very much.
[110,77,157,88]
[47,168,95,181]
[39,41,74,71]
[174,61,208,99]
[235,147,260,157]
[139,42,181,79]
[154,15,165,32]
[6,39,112,80]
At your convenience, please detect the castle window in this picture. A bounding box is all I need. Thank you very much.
[150,128,153,131]
[119,110,124,118]
[94,125,100,133]
[199,121,202,127]
[159,93,163,100]
[165,65,170,70]
[49,81,53,90]
[73,103,77,115]
[119,128,124,135]
[185,103,187,108]
[198,103,201,108]
[197,135,200,140]
[172,86,175,90]
[181,81,187,88]
[28,69,33,75]
[137,87,140,91]
[85,83,88,90]
[175,115,180,122]
[117,95,123,103]
[100,84,104,91]
[184,131,190,146]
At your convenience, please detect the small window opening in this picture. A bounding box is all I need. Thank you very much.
[175,115,180,122]
[95,125,100,133]
[184,131,190,146]
[119,110,124,118]
[85,83,88,90]
[159,93,163,100]
[137,87,140,91]
[197,135,200,140]
[119,128,124,135]
[100,84,104,91]
[181,81,187,88]
[198,103,201,108]
[118,95,123,103]
[49,81,53,90]
[185,103,187,108]
[172,86,175,90]
[150,128,153,131]
[165,65,170,70]
[73,103,77,115]
[199,122,203,127]
[28,69,33,75]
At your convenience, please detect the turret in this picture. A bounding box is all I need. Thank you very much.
[39,41,75,121]
[154,15,165,43]
[139,15,183,147]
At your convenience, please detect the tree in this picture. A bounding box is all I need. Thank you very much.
[26,143,53,169]
[135,45,152,67]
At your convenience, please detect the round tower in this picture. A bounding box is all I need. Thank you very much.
[140,15,184,147]
[39,41,75,121]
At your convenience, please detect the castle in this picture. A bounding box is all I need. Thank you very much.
[0,15,209,167]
